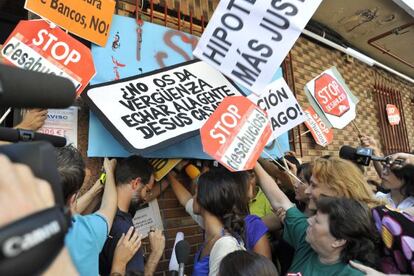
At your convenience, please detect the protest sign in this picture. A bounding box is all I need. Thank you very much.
[132,199,163,239]
[38,106,78,147]
[25,0,115,46]
[194,0,323,93]
[1,20,95,95]
[386,104,400,126]
[305,67,359,129]
[201,96,272,172]
[87,15,290,159]
[248,78,306,139]
[304,106,333,147]
[84,59,244,154]
[149,158,182,181]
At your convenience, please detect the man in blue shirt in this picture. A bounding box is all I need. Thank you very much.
[99,155,155,275]
[56,146,118,276]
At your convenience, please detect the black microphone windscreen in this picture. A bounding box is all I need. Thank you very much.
[0,127,67,147]
[0,126,19,143]
[0,64,76,108]
[175,240,190,265]
[339,145,357,161]
[34,132,67,147]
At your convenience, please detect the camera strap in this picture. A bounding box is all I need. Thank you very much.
[0,206,71,276]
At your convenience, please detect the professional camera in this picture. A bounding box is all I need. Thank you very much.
[0,64,76,275]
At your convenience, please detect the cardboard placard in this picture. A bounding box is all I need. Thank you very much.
[149,158,182,181]
[84,60,244,154]
[87,15,290,159]
[201,96,272,172]
[25,0,115,46]
[1,20,95,95]
[194,0,323,93]
[305,67,359,129]
[132,199,163,239]
[248,78,306,139]
[304,106,333,147]
[386,104,400,126]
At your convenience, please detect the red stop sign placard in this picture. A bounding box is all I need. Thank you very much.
[201,96,272,172]
[1,20,96,95]
[304,106,333,147]
[314,73,350,117]
[386,104,400,126]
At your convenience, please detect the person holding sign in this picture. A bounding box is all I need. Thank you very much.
[99,155,159,276]
[254,161,380,275]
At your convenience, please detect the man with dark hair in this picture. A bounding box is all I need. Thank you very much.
[99,155,161,276]
[55,145,118,276]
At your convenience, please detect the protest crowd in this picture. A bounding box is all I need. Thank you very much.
[1,0,414,276]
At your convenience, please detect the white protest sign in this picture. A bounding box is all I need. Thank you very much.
[83,60,244,154]
[248,78,306,139]
[38,106,78,147]
[132,199,163,239]
[193,0,323,93]
[305,67,359,129]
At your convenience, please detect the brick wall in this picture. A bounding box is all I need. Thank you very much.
[289,37,414,180]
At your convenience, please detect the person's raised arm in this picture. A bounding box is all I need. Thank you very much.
[97,158,117,229]
[71,179,103,214]
[258,158,295,192]
[145,229,165,276]
[254,161,294,211]
[167,171,192,207]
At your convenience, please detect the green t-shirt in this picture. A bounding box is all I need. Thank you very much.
[283,207,363,276]
[249,188,273,218]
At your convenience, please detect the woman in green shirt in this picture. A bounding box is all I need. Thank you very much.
[254,161,380,275]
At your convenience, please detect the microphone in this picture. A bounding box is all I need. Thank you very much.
[0,64,76,108]
[175,240,190,276]
[185,164,201,181]
[339,145,385,166]
[169,232,184,276]
[0,127,66,147]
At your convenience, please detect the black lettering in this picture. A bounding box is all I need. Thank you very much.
[231,62,259,86]
[221,13,244,31]
[248,39,273,58]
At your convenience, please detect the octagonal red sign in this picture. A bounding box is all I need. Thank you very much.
[314,73,350,117]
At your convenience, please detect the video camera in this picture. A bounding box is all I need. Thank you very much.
[0,64,76,275]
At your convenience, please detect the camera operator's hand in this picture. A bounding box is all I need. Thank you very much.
[0,155,78,275]
[388,152,414,168]
[0,154,54,226]
[15,108,48,131]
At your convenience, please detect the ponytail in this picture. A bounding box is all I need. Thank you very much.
[223,207,245,243]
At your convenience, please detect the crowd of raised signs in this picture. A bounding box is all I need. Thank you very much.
[1,0,414,275]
